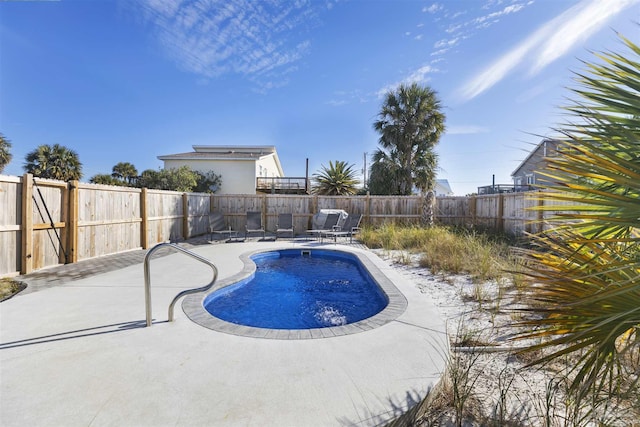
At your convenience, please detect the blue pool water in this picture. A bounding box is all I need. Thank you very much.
[203,249,388,329]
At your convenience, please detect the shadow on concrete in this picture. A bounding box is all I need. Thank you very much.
[0,319,150,350]
[337,387,434,427]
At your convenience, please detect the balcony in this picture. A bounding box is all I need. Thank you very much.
[477,184,534,195]
[256,177,310,194]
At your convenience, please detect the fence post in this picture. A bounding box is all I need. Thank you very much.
[470,195,477,228]
[20,174,34,274]
[182,193,189,240]
[140,188,148,249]
[67,180,79,263]
[365,193,371,226]
[496,193,505,233]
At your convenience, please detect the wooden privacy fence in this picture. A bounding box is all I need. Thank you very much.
[1,174,561,277]
[211,192,554,236]
[1,174,211,277]
[212,194,426,233]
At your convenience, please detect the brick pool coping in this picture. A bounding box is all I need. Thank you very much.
[182,246,408,339]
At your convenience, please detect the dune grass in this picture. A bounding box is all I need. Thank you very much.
[359,223,519,283]
[0,277,24,301]
[360,223,638,426]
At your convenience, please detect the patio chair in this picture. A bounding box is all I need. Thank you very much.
[306,213,340,241]
[323,213,363,243]
[245,211,266,240]
[208,212,240,242]
[275,213,295,239]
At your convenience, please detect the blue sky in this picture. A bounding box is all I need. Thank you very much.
[1,0,638,195]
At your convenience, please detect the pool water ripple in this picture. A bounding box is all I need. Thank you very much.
[203,250,388,329]
[182,247,408,340]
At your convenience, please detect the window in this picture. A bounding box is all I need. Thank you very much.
[526,174,534,185]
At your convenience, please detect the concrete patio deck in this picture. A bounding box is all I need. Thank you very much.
[0,238,448,427]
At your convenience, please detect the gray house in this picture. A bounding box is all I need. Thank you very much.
[511,138,562,190]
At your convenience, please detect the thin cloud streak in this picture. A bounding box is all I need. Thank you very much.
[132,0,319,87]
[376,65,437,98]
[457,26,550,101]
[531,0,640,74]
[457,0,639,102]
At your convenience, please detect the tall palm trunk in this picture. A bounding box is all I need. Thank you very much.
[421,190,435,227]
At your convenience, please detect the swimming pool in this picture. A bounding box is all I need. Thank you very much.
[203,249,388,329]
[183,246,408,339]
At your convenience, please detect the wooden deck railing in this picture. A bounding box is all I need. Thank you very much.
[256,177,309,194]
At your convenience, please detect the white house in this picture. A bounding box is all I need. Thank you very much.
[158,145,284,194]
[434,179,454,196]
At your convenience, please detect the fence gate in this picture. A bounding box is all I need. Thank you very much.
[21,175,69,274]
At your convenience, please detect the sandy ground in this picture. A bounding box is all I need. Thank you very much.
[372,249,638,427]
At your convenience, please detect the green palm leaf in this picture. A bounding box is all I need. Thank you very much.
[515,31,640,398]
[312,160,359,195]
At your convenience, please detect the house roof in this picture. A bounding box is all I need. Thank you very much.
[158,145,284,176]
[435,179,453,194]
[511,138,560,177]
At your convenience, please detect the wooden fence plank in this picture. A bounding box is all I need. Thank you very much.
[0,176,21,276]
[140,188,148,249]
[20,174,33,274]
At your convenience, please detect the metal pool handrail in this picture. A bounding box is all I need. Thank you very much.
[144,242,218,327]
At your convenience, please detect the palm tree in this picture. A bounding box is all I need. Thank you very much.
[111,162,138,185]
[24,144,83,181]
[515,32,640,400]
[372,82,445,195]
[368,150,402,195]
[312,160,359,195]
[90,174,122,186]
[0,133,12,173]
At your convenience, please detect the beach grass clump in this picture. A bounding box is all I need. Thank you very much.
[360,223,516,282]
[0,278,24,301]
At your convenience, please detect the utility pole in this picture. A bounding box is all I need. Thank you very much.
[362,152,367,188]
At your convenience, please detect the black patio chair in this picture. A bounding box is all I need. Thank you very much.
[275,213,295,239]
[322,213,363,243]
[245,211,266,240]
[208,212,240,242]
[306,213,340,241]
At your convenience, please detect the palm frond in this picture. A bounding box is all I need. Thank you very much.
[515,30,640,397]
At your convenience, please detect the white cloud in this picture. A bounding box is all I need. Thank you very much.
[457,27,547,101]
[376,65,437,97]
[458,0,640,102]
[530,0,639,74]
[430,48,449,57]
[473,2,526,27]
[446,23,463,34]
[434,37,460,49]
[423,3,443,14]
[415,34,423,40]
[132,0,320,87]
